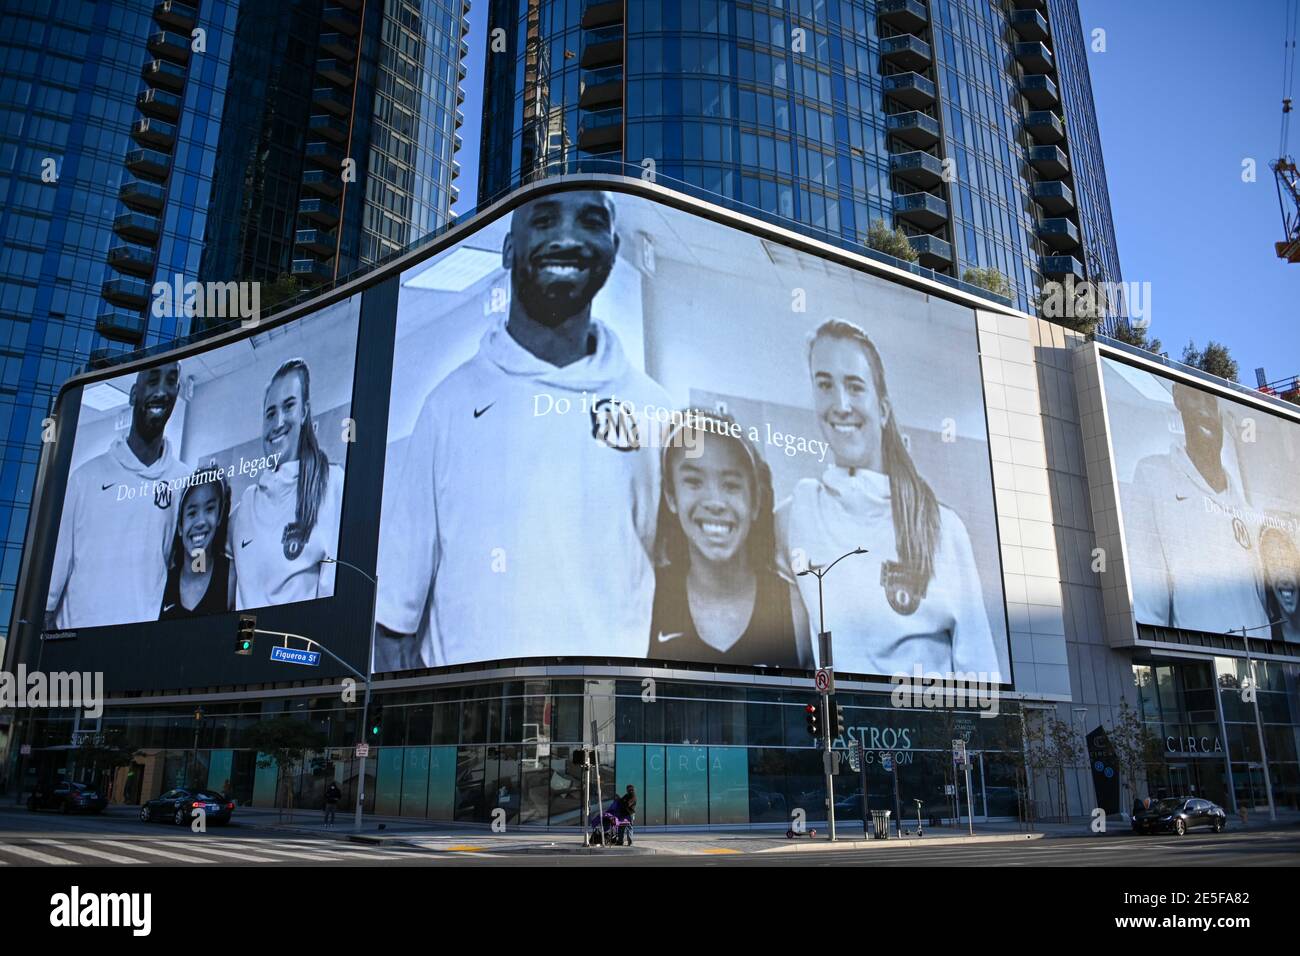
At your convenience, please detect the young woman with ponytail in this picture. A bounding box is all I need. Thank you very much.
[776,318,1000,678]
[228,358,345,608]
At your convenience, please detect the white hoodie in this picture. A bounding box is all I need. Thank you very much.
[780,466,1002,679]
[46,436,190,628]
[377,318,670,665]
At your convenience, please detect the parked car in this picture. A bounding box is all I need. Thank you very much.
[139,787,234,826]
[26,781,106,814]
[1132,796,1226,835]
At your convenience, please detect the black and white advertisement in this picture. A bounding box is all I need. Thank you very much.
[1102,356,1300,642]
[375,190,1009,678]
[44,296,361,629]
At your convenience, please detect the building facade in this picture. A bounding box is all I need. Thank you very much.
[5,177,1297,829]
[0,0,469,666]
[477,0,1124,323]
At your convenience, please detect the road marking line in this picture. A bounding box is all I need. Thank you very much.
[0,844,82,866]
[40,841,143,865]
[260,840,415,858]
[148,842,282,863]
[93,841,199,864]
[700,848,742,854]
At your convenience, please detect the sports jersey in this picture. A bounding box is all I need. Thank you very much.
[780,465,1002,679]
[228,459,344,609]
[1124,444,1270,635]
[647,562,801,667]
[46,436,190,628]
[376,317,671,666]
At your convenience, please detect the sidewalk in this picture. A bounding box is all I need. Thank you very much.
[222,806,1300,856]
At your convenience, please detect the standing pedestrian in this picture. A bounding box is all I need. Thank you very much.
[323,779,342,829]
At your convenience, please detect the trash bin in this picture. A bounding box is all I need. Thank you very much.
[871,809,892,839]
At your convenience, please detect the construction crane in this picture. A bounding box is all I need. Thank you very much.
[1272,1,1300,262]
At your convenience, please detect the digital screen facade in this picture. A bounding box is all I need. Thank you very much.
[44,297,361,629]
[1101,356,1300,643]
[374,189,1010,679]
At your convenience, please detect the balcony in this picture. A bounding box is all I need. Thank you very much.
[581,0,623,28]
[102,277,152,309]
[877,0,928,32]
[312,86,351,116]
[1039,217,1081,251]
[887,111,940,149]
[1029,144,1069,178]
[141,57,186,92]
[302,168,342,198]
[581,24,623,68]
[1014,41,1054,74]
[883,71,936,109]
[125,147,170,179]
[309,113,350,143]
[890,150,945,188]
[908,233,952,269]
[137,87,182,121]
[295,227,336,256]
[305,140,345,170]
[131,117,176,150]
[316,58,354,86]
[319,32,357,61]
[153,0,198,31]
[322,4,361,34]
[119,179,165,212]
[114,211,161,244]
[1032,180,1075,214]
[1012,0,1047,8]
[298,196,340,227]
[880,34,932,72]
[107,243,156,278]
[1011,9,1050,41]
[578,107,622,152]
[1020,73,1059,109]
[96,308,147,344]
[893,192,949,230]
[1041,254,1084,282]
[292,258,333,285]
[579,66,622,110]
[1025,110,1064,144]
[147,30,192,63]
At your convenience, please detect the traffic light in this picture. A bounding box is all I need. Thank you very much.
[368,704,384,741]
[831,701,847,739]
[235,614,256,655]
[805,701,821,738]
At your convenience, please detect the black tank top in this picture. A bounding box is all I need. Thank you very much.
[159,551,231,620]
[648,563,800,667]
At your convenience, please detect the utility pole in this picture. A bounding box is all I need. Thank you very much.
[797,547,868,843]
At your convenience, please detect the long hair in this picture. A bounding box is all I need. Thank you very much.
[167,462,231,571]
[269,358,330,544]
[655,408,777,573]
[808,318,940,587]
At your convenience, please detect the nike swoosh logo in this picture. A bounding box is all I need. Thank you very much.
[163,604,175,612]
[241,539,253,549]
[473,403,495,418]
[1175,494,1189,501]
[656,632,684,643]
[101,483,114,491]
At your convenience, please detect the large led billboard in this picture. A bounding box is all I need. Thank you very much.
[1101,356,1300,643]
[375,189,1010,679]
[44,297,361,629]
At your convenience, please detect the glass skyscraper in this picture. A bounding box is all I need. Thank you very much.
[478,0,1122,319]
[0,0,468,655]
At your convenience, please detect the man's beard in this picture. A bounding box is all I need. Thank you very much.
[132,404,170,443]
[513,262,611,327]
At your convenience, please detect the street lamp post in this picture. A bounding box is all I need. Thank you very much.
[797,546,868,843]
[1231,621,1284,823]
[322,557,379,834]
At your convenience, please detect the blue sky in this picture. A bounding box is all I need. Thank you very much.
[454,1,1297,383]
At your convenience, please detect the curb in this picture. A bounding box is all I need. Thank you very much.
[756,832,1044,853]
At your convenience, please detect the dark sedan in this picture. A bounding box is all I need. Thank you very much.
[26,781,107,814]
[140,787,234,826]
[1132,796,1227,835]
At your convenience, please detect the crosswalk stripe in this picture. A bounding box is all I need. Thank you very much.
[225,840,412,860]
[93,841,199,864]
[145,842,282,864]
[198,841,355,862]
[0,844,82,866]
[259,839,412,856]
[38,841,143,865]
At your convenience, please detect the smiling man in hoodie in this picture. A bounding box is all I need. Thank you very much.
[46,361,192,629]
[376,190,671,669]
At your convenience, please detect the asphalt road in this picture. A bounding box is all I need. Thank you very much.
[0,805,1296,866]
